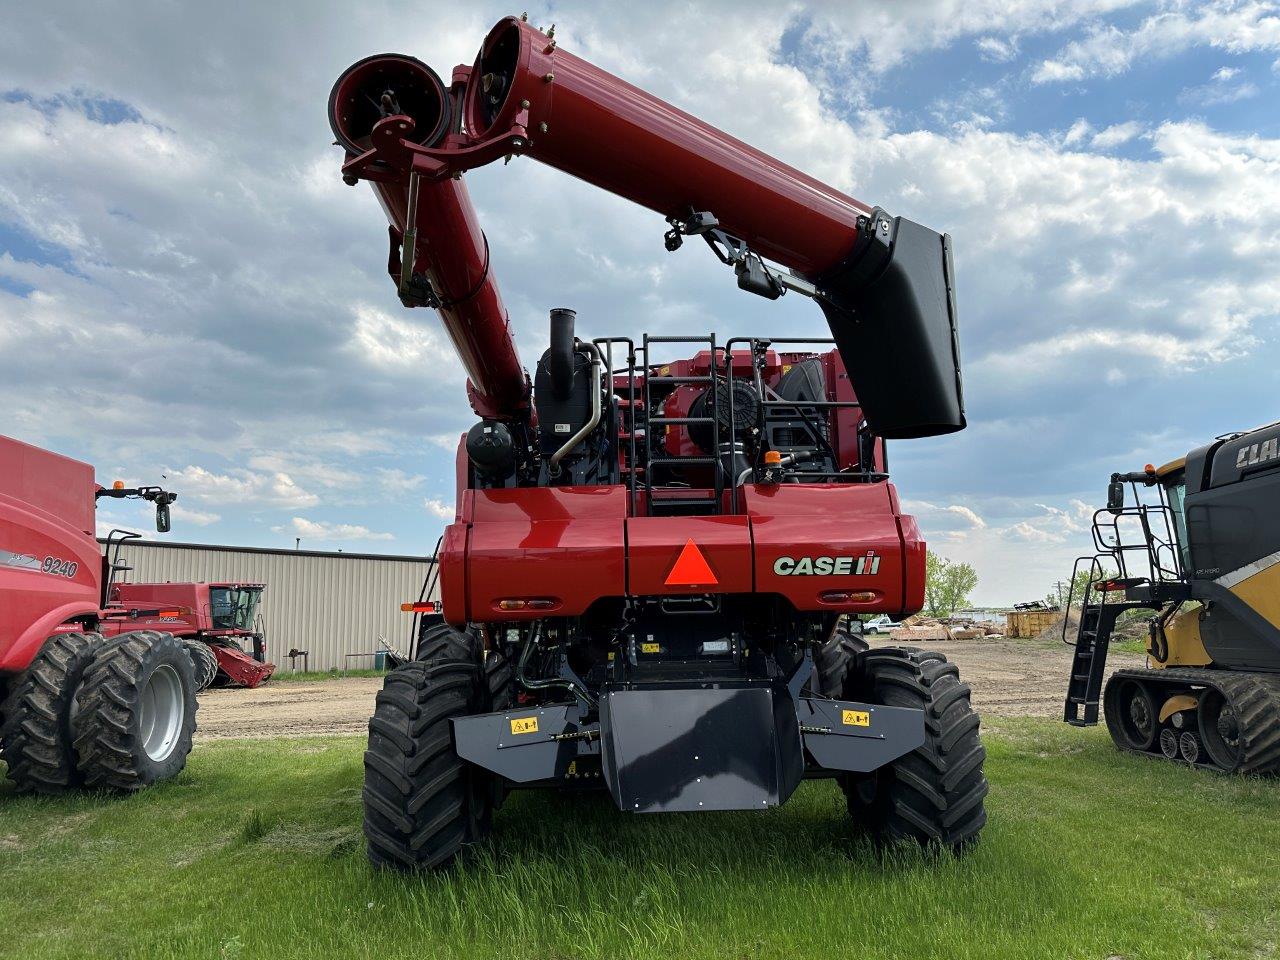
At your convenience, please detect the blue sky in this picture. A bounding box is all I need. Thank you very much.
[1,0,1277,604]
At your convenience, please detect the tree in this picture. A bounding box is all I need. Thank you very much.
[1046,565,1120,608]
[924,550,980,619]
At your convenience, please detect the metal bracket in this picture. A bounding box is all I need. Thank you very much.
[340,110,532,184]
[385,180,441,309]
[663,210,825,303]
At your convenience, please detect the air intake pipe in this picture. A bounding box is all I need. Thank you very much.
[547,307,576,401]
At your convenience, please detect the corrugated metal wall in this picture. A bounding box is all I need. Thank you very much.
[103,541,437,671]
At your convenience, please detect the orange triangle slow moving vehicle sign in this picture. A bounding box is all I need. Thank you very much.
[665,538,718,587]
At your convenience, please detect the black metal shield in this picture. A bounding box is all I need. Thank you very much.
[599,685,804,813]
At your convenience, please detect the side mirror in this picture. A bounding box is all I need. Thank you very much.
[156,502,172,533]
[1106,479,1125,514]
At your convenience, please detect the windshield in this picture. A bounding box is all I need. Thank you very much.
[1164,479,1192,574]
[210,586,263,630]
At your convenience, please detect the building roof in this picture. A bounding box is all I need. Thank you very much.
[97,537,436,564]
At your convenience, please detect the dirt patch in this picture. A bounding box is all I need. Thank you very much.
[194,636,1146,738]
[868,634,1145,718]
[195,678,383,740]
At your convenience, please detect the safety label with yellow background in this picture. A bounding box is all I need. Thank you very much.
[509,716,539,735]
[641,642,660,654]
[841,709,870,727]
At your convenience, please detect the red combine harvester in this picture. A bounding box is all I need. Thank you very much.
[97,541,275,689]
[332,15,985,871]
[0,435,197,793]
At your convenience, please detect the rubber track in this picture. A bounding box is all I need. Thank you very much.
[0,632,101,793]
[1106,668,1280,774]
[844,647,988,851]
[72,630,197,791]
[363,625,487,871]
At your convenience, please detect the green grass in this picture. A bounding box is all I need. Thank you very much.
[2,721,1278,960]
[1112,638,1150,656]
[270,668,387,683]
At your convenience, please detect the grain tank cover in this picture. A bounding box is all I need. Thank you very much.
[0,435,95,535]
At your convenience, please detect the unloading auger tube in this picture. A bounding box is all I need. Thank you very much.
[328,15,965,436]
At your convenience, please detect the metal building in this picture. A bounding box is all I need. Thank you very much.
[101,539,437,672]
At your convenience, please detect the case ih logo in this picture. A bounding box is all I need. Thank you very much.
[773,552,880,576]
[1237,437,1280,469]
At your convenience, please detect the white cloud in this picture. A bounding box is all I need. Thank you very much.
[1180,65,1260,106]
[423,497,454,520]
[1090,120,1145,149]
[946,505,989,529]
[348,304,462,372]
[779,0,1139,75]
[378,469,426,494]
[1063,118,1093,146]
[275,517,394,542]
[170,504,221,526]
[1033,1,1280,83]
[976,35,1020,62]
[163,465,319,510]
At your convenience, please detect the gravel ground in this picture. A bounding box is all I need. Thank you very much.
[867,634,1144,718]
[194,635,1146,740]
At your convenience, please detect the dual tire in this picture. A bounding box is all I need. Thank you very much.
[0,630,198,794]
[183,640,220,692]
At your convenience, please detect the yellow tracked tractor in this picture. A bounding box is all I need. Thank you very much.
[1064,421,1280,772]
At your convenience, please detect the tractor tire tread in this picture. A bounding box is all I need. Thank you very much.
[363,623,492,872]
[0,632,102,794]
[842,646,988,851]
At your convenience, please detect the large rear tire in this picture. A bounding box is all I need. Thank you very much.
[71,631,197,791]
[841,647,988,852]
[362,624,505,871]
[0,632,102,794]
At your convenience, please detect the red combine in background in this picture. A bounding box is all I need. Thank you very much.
[0,435,197,794]
[97,566,275,689]
[332,14,986,873]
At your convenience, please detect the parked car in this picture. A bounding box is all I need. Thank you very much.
[862,615,902,635]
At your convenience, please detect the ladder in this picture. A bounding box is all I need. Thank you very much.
[1063,558,1155,726]
[641,334,725,516]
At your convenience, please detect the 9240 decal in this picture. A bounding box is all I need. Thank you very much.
[41,556,79,578]
[2,549,79,578]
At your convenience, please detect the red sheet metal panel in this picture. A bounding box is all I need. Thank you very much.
[626,515,753,596]
[465,486,628,620]
[745,483,914,616]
